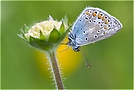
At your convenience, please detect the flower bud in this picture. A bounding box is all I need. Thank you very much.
[18,15,71,52]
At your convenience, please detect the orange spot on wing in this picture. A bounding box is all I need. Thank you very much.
[103,32,106,34]
[85,11,90,15]
[92,12,97,17]
[104,26,108,30]
[102,16,106,21]
[105,20,108,24]
[98,14,101,19]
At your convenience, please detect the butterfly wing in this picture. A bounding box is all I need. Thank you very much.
[71,7,122,46]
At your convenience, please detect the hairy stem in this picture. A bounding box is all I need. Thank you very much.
[49,50,64,90]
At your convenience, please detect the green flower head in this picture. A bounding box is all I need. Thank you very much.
[18,15,71,52]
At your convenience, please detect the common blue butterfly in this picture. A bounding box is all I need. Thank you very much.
[68,7,123,52]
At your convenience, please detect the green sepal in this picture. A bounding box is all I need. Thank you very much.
[59,22,64,35]
[63,15,68,29]
[24,24,31,33]
[56,24,72,45]
[18,24,31,42]
[39,31,46,41]
[59,15,68,34]
[17,34,24,40]
[18,29,28,42]
[48,28,61,44]
[29,36,53,51]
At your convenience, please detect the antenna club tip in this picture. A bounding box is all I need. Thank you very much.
[88,66,91,69]
[86,63,91,69]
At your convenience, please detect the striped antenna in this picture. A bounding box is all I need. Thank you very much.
[80,47,91,68]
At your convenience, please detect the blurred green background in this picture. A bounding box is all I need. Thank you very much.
[1,1,133,89]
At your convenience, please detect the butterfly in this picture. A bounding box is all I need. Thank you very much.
[67,7,123,68]
[68,7,123,52]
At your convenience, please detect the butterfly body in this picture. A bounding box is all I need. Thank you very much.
[68,7,123,52]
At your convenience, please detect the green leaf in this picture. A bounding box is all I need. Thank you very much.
[48,29,61,44]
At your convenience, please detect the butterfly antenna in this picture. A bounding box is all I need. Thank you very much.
[60,46,70,53]
[60,42,69,53]
[80,47,91,68]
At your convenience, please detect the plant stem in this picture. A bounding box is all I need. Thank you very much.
[49,50,64,90]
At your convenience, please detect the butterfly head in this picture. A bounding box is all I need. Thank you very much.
[68,32,80,52]
[72,46,80,52]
